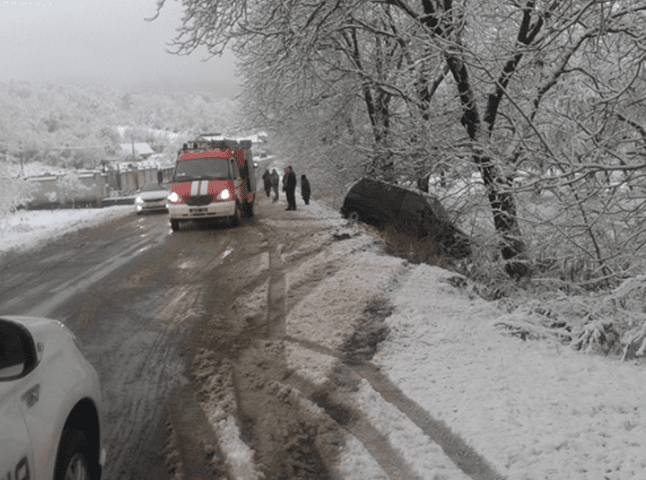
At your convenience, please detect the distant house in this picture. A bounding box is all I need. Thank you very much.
[119,142,155,160]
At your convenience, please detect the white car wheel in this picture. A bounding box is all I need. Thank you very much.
[55,429,92,480]
[64,452,90,480]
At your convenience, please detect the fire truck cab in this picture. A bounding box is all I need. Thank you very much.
[167,134,257,231]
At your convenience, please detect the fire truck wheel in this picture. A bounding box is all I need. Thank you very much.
[170,219,180,231]
[230,203,242,227]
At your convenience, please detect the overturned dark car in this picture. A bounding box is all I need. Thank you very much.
[340,178,471,258]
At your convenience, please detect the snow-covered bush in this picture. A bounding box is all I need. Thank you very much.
[0,176,38,221]
[494,275,646,361]
[55,173,93,208]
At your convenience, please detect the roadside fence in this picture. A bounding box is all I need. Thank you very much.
[25,166,174,209]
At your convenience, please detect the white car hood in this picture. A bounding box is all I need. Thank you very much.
[137,190,169,200]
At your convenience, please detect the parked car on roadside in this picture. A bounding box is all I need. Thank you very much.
[340,178,471,258]
[134,182,170,214]
[0,315,106,480]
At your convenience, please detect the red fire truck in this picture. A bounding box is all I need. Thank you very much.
[167,134,257,231]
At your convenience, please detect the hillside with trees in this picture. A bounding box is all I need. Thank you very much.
[0,80,240,170]
[152,0,646,359]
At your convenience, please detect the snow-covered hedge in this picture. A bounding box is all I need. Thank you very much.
[0,176,38,220]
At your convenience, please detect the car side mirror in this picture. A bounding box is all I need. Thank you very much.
[0,320,38,381]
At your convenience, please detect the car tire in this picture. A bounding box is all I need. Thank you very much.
[230,202,242,227]
[346,209,361,222]
[170,219,180,231]
[54,428,93,480]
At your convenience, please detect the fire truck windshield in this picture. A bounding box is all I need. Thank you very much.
[174,157,232,181]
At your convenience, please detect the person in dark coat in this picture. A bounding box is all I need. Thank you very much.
[300,174,311,205]
[270,169,280,202]
[284,166,297,210]
[262,169,271,197]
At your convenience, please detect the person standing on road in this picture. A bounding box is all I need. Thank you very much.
[300,174,311,205]
[270,169,280,202]
[284,166,297,210]
[282,168,288,194]
[262,169,271,197]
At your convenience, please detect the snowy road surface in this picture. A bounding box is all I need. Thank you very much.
[1,194,644,479]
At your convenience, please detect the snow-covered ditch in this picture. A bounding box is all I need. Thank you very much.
[3,200,645,480]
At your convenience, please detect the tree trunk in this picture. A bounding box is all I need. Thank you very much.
[345,28,394,180]
[401,0,542,276]
[478,158,527,277]
[444,52,527,274]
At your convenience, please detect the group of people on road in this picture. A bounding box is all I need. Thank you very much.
[262,166,311,210]
[262,168,282,203]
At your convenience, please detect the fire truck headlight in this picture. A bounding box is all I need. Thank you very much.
[168,192,181,203]
[217,189,231,200]
[135,197,144,205]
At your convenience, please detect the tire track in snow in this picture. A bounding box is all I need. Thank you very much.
[283,329,505,479]
[267,226,505,480]
[168,384,225,480]
[263,223,421,479]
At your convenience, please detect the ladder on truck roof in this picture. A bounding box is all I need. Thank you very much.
[180,133,252,151]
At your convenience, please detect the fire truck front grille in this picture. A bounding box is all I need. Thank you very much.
[184,195,214,206]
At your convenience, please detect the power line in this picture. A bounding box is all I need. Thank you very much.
[45,145,110,150]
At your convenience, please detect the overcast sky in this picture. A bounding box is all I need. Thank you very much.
[0,0,239,91]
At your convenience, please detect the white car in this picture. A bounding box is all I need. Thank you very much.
[0,315,106,480]
[134,182,170,214]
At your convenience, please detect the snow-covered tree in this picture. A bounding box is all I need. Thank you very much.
[0,168,38,221]
[154,0,646,280]
[55,173,93,208]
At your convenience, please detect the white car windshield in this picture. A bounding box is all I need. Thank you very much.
[141,183,168,192]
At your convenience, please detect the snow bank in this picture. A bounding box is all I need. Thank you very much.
[0,206,133,256]
[375,263,646,480]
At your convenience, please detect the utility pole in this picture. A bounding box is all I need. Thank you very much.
[19,141,24,176]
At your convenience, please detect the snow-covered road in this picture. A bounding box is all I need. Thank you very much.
[2,201,644,479]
